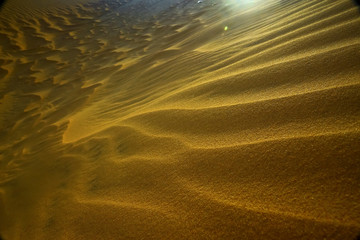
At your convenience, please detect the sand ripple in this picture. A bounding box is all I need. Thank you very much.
[0,0,360,239]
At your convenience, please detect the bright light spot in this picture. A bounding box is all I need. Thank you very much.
[224,26,228,31]
[227,0,260,8]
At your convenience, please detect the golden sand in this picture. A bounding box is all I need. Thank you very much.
[0,0,360,239]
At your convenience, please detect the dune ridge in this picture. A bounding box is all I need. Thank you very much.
[0,0,360,239]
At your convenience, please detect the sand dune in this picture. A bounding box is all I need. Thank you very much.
[0,0,360,239]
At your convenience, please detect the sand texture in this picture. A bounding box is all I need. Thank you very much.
[1,0,360,239]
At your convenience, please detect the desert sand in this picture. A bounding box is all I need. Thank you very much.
[0,0,360,239]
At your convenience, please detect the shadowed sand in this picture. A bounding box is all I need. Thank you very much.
[0,0,360,239]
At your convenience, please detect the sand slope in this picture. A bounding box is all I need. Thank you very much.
[0,0,360,239]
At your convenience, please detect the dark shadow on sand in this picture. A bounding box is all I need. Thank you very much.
[352,0,360,13]
[0,0,6,11]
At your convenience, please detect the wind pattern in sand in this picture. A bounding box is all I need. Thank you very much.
[0,0,360,239]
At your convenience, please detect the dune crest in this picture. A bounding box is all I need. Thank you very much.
[1,0,360,239]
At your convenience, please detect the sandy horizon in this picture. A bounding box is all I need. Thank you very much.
[1,0,360,239]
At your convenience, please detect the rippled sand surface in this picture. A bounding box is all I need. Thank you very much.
[1,0,360,239]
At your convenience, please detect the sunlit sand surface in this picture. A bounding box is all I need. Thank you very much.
[1,0,360,239]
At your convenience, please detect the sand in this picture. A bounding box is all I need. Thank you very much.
[0,0,360,239]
